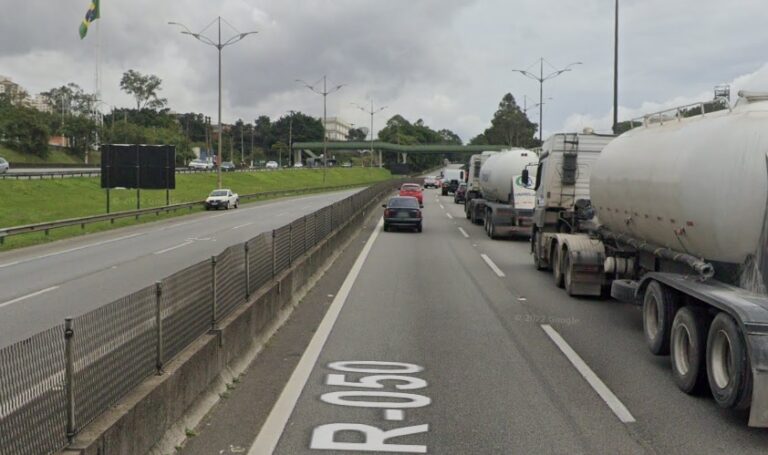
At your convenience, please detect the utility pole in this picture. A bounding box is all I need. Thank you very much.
[513,58,581,142]
[354,99,387,168]
[296,76,345,182]
[240,123,244,164]
[169,17,257,188]
[613,0,619,133]
[288,111,294,166]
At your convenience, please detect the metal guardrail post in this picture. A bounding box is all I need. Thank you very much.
[304,217,308,254]
[244,242,250,300]
[64,317,76,441]
[271,230,277,278]
[211,256,218,330]
[155,281,164,374]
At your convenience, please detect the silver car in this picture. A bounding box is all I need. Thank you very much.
[0,157,8,173]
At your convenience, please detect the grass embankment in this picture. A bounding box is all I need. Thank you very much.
[0,145,91,165]
[0,167,392,250]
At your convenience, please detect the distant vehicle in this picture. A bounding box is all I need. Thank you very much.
[0,157,8,173]
[341,161,353,168]
[399,183,423,206]
[293,162,304,168]
[440,168,465,195]
[265,161,279,169]
[382,196,422,232]
[189,159,214,170]
[221,161,236,172]
[423,176,439,188]
[205,188,239,210]
[454,182,467,203]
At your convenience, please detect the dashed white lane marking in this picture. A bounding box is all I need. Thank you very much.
[439,204,445,209]
[541,324,636,424]
[0,233,145,269]
[249,217,384,454]
[458,227,469,238]
[232,222,254,230]
[0,286,60,309]
[153,241,194,255]
[480,253,505,277]
[446,213,454,219]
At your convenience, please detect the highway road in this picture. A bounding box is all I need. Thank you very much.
[180,187,768,454]
[0,188,361,348]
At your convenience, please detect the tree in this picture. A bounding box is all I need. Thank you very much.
[0,104,50,157]
[272,112,323,146]
[473,93,539,148]
[41,83,97,118]
[120,70,168,110]
[347,127,367,141]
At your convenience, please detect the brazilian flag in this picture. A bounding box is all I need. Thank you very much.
[79,0,100,39]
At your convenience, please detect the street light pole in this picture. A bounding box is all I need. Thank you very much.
[169,17,257,188]
[613,0,619,133]
[513,58,581,142]
[296,76,345,182]
[354,100,387,168]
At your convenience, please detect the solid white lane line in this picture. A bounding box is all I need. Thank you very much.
[439,204,445,209]
[541,324,636,424]
[481,253,505,277]
[154,241,194,255]
[232,222,254,230]
[0,233,145,269]
[458,227,469,238]
[249,217,383,455]
[209,212,229,219]
[0,286,59,309]
[446,213,454,219]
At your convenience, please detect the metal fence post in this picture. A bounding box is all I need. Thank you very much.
[304,216,308,254]
[64,317,75,442]
[211,256,218,329]
[289,224,294,266]
[244,242,251,300]
[155,281,164,374]
[272,230,277,278]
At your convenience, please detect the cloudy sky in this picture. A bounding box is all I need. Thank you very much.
[2,0,768,142]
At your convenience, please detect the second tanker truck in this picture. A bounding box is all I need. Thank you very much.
[528,92,768,427]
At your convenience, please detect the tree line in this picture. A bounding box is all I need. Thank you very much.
[1,68,542,170]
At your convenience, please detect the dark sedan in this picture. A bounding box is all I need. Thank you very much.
[382,196,422,232]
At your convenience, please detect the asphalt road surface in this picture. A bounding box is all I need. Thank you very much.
[0,188,360,348]
[181,187,768,454]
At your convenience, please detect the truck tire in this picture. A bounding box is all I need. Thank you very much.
[488,220,497,239]
[643,281,679,355]
[706,312,752,409]
[563,250,576,296]
[670,306,710,394]
[553,244,565,288]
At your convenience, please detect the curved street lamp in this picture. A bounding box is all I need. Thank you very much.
[513,59,581,142]
[296,76,345,181]
[353,100,387,168]
[169,17,257,188]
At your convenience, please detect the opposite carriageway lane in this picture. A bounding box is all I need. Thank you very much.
[0,189,360,348]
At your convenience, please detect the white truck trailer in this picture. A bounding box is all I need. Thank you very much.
[529,94,768,427]
[465,148,537,238]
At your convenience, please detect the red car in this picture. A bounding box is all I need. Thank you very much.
[399,183,423,206]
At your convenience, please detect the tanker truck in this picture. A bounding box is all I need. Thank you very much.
[529,92,768,427]
[464,151,499,210]
[465,149,537,239]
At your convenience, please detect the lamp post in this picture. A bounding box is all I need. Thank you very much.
[613,0,619,133]
[169,17,257,189]
[353,100,387,168]
[513,59,581,142]
[296,76,345,182]
[285,110,295,166]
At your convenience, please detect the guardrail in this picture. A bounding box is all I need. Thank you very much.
[0,180,402,455]
[0,166,339,180]
[0,182,383,244]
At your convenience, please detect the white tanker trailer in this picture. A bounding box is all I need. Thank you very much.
[530,92,768,427]
[465,148,537,238]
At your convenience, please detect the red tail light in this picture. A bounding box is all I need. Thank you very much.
[415,209,422,219]
[385,209,394,217]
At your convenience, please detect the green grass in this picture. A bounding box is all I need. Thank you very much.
[0,145,88,165]
[0,168,391,251]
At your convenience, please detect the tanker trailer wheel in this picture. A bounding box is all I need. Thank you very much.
[553,244,565,288]
[706,312,752,409]
[642,281,679,355]
[563,250,577,296]
[670,306,710,394]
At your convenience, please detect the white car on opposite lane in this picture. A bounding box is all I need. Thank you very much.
[205,188,239,210]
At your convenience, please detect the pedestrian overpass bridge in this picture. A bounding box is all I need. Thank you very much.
[291,141,511,165]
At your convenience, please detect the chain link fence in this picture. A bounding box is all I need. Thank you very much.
[0,180,400,455]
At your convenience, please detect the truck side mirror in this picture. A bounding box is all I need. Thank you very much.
[521,169,529,185]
